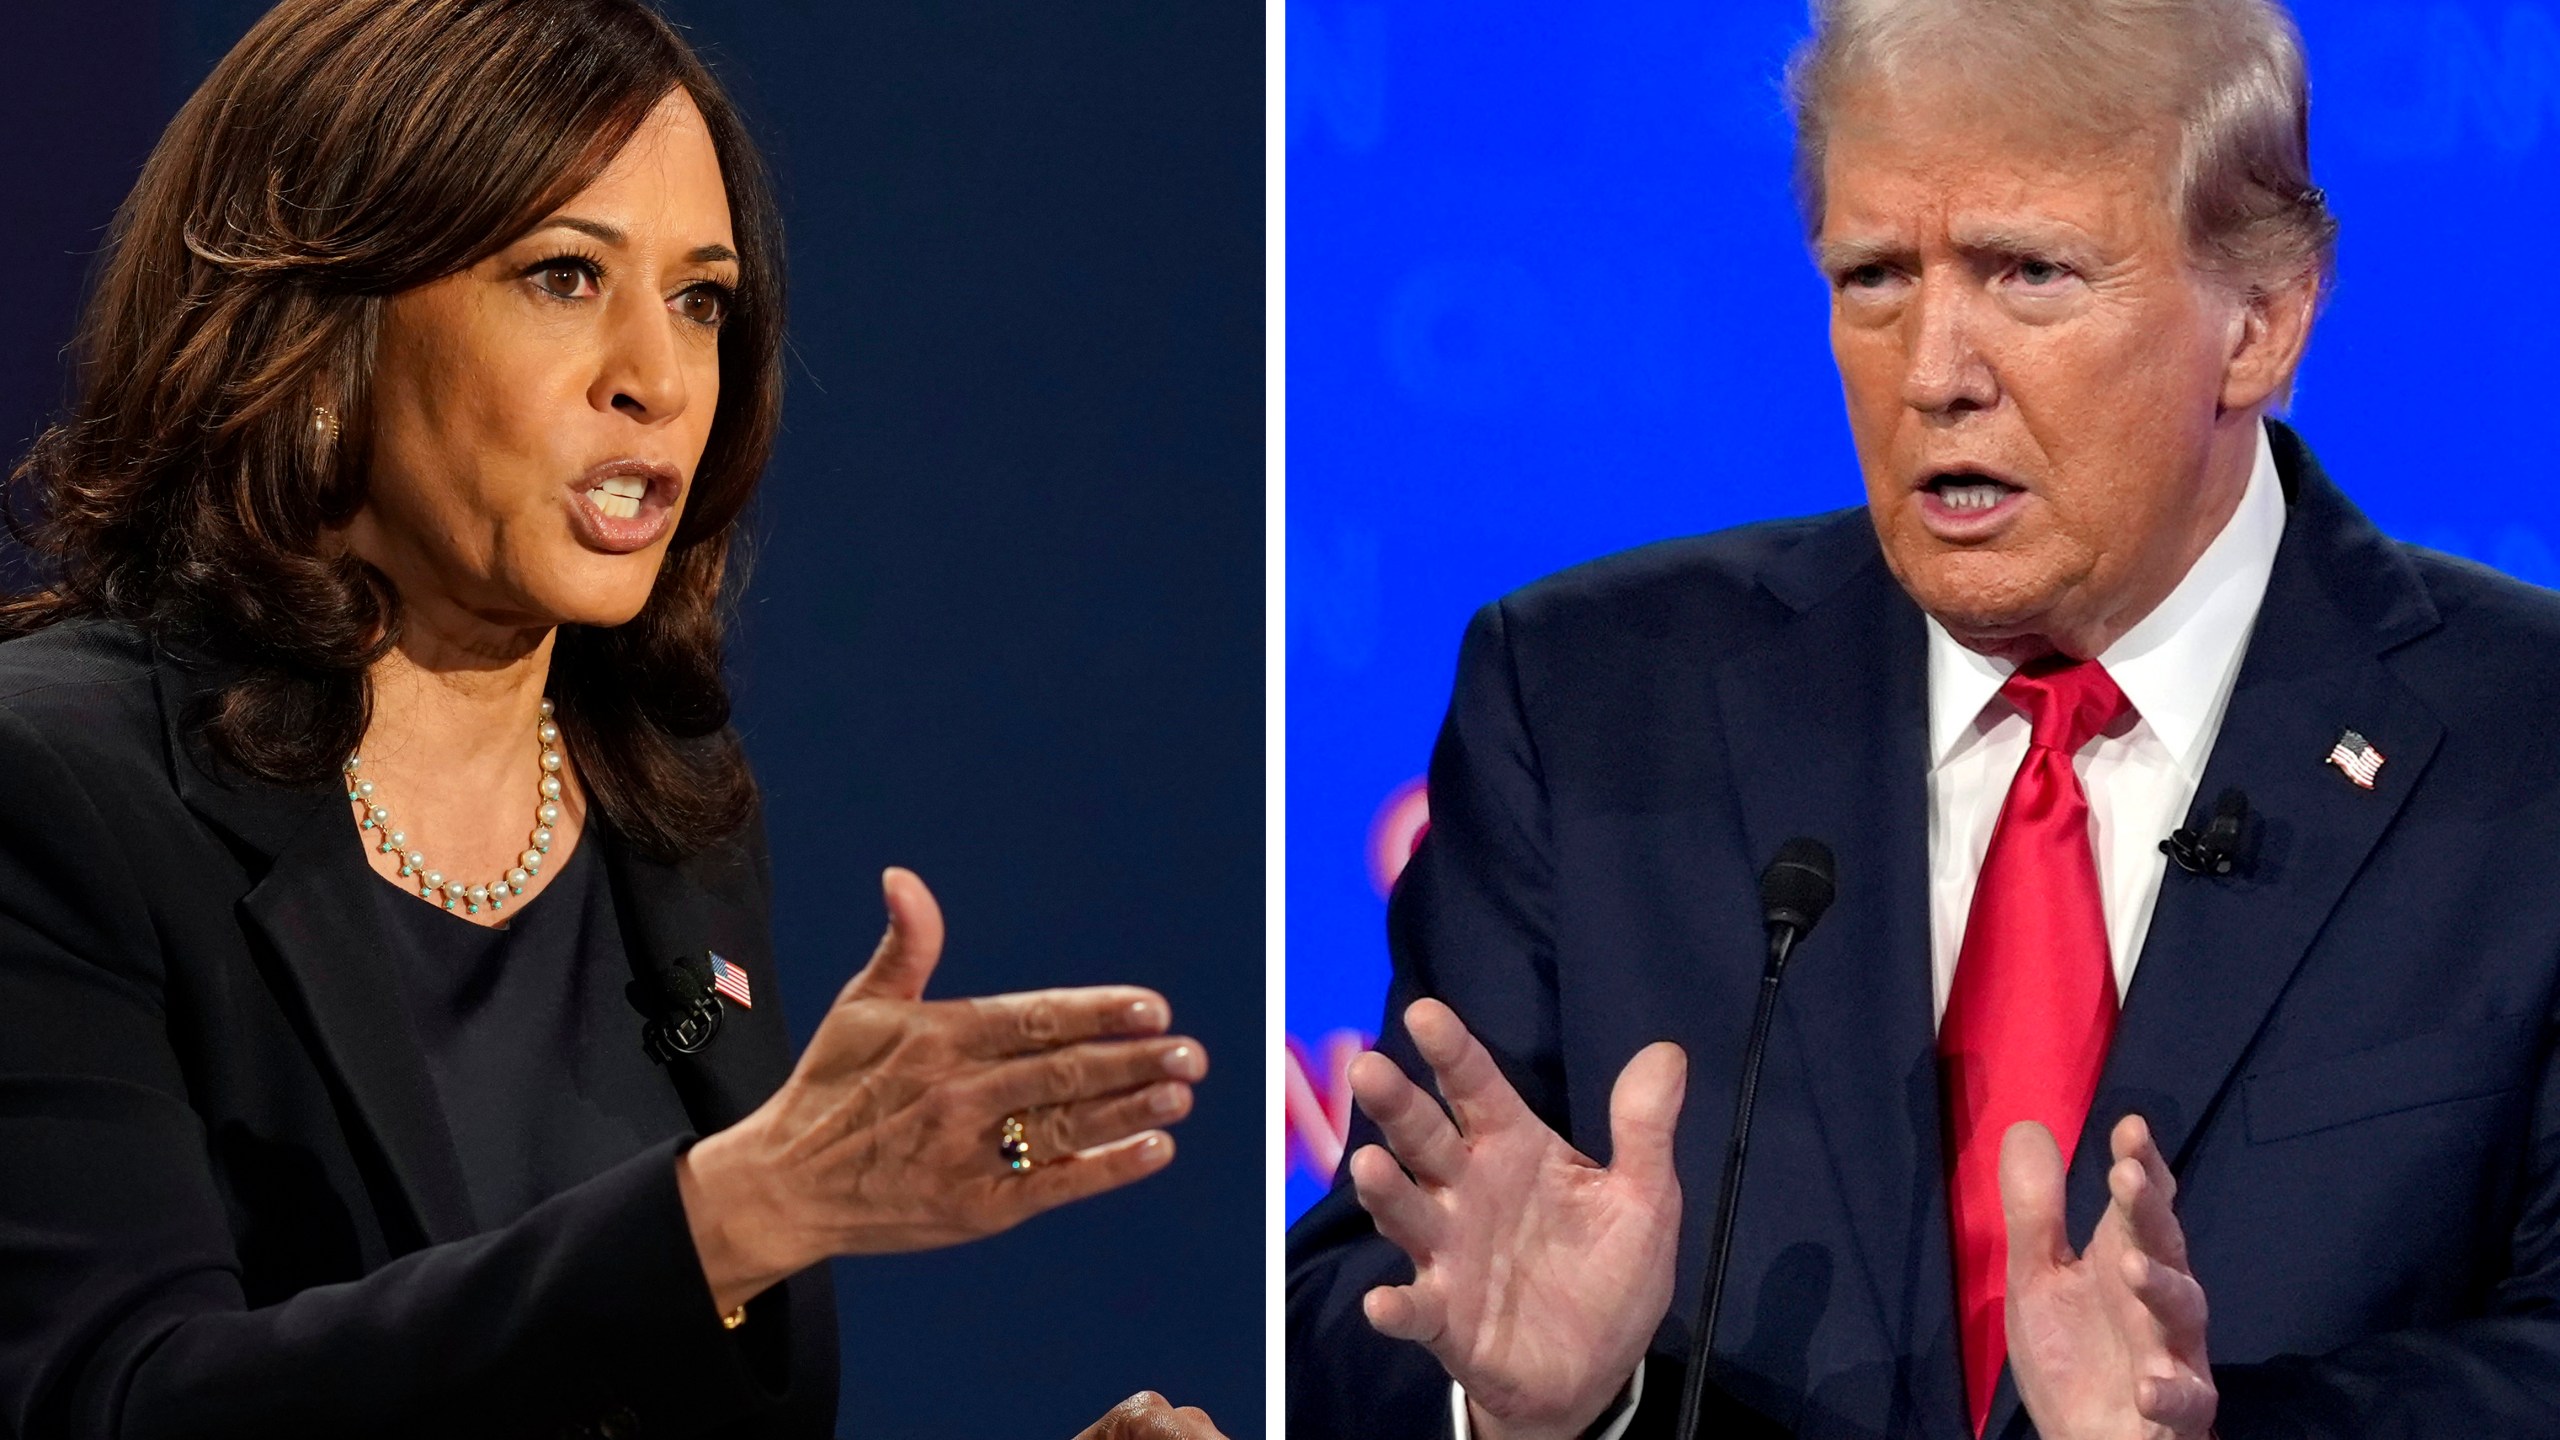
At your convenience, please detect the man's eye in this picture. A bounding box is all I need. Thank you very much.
[1842,264,1894,291]
[2015,259,2071,287]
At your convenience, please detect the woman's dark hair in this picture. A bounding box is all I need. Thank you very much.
[1,0,782,860]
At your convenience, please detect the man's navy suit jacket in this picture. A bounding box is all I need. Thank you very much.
[1287,426,2560,1440]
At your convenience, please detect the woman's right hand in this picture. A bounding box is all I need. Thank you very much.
[676,868,1205,1311]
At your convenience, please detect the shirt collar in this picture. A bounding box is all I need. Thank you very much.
[1924,420,2286,770]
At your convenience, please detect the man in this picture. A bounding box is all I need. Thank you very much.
[1285,1,2560,1438]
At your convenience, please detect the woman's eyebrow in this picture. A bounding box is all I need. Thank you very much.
[528,214,738,265]
[536,215,626,247]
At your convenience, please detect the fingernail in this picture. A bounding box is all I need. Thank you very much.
[1162,1043,1202,1079]
[1148,1082,1188,1116]
[1128,999,1166,1030]
[1139,1132,1169,1160]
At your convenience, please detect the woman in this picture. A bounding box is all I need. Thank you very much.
[0,2,1224,1436]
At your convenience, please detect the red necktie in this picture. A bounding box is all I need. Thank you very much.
[1939,656,2130,1434]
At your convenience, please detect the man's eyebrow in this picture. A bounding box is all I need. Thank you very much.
[1815,238,1904,273]
[528,216,740,267]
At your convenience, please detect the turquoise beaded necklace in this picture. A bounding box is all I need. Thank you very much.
[344,698,565,917]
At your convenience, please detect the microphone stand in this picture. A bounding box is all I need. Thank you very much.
[1674,919,1803,1440]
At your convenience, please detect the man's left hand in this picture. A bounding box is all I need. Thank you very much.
[2002,1114,2217,1440]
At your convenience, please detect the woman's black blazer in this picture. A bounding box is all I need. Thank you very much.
[0,619,836,1439]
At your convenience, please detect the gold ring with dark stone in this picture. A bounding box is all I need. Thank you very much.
[1000,1113,1034,1172]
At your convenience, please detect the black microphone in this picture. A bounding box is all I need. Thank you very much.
[2161,787,2251,876]
[1676,838,1837,1440]
[632,953,725,1063]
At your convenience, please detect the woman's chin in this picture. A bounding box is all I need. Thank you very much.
[515,563,661,633]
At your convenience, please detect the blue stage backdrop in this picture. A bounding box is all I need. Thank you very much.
[1284,0,2560,1220]
[4,3,1262,1436]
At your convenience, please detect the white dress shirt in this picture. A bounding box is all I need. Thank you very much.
[1451,423,2287,1440]
[1926,422,2284,1024]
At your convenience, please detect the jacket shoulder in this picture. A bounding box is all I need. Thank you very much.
[2390,544,2560,742]
[0,619,166,771]
[680,765,772,919]
[0,615,157,695]
[2403,545,2560,647]
[1487,509,1866,676]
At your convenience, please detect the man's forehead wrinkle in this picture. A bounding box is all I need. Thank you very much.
[1825,146,2165,257]
[1819,195,2107,260]
[1946,216,2102,256]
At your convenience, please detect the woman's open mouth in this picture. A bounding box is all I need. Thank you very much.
[566,460,683,553]
[591,474,649,520]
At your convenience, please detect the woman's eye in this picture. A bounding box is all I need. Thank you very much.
[531,261,599,300]
[674,284,731,328]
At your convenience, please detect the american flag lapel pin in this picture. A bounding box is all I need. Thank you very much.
[2326,728,2385,790]
[708,951,753,1008]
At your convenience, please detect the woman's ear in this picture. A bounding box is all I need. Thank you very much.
[307,399,342,464]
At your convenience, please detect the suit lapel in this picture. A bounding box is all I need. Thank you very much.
[1714,518,1974,1439]
[1980,431,2446,1440]
[2064,437,2445,1187]
[159,652,788,1245]
[158,660,478,1248]
[238,809,481,1246]
[598,823,782,1136]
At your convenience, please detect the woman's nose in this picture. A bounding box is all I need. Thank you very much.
[590,292,691,424]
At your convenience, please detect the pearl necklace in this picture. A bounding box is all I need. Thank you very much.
[344,698,565,917]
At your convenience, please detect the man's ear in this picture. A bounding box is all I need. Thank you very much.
[2219,272,2319,414]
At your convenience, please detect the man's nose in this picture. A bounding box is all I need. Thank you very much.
[1900,280,1998,416]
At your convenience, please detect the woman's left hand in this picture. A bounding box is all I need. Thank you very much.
[1073,1392,1229,1439]
[677,868,1206,1311]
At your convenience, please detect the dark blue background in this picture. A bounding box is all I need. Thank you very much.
[3,3,1263,1435]
[1284,0,2560,1219]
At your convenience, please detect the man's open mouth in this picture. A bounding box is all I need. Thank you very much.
[1923,471,2022,514]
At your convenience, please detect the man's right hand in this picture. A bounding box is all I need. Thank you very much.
[1347,998,1687,1440]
